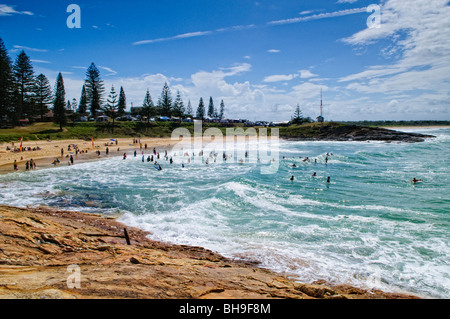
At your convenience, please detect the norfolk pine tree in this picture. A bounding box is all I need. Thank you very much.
[34,74,52,122]
[84,63,105,118]
[291,104,304,125]
[78,85,88,115]
[118,86,126,117]
[142,89,154,124]
[53,72,66,131]
[219,100,225,120]
[196,97,205,120]
[208,96,215,118]
[172,90,185,121]
[13,50,36,122]
[186,99,193,118]
[0,38,14,125]
[103,85,119,133]
[157,82,173,117]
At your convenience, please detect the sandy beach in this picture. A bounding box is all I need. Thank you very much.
[0,137,178,174]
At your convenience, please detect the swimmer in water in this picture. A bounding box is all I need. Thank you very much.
[312,172,316,177]
[290,175,294,181]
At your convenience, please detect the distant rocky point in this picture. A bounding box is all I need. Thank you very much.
[279,123,435,143]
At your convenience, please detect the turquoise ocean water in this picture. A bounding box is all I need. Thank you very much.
[0,128,448,298]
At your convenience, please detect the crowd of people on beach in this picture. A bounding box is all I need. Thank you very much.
[5,141,42,153]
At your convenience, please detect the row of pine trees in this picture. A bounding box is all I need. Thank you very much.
[0,37,226,130]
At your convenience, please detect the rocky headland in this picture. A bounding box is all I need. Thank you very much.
[280,123,435,143]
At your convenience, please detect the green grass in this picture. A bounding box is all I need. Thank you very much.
[0,121,250,143]
[278,122,345,138]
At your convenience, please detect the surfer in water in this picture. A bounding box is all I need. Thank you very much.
[290,175,294,181]
[411,177,423,184]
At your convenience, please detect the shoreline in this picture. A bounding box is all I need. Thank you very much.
[0,135,266,175]
[0,205,420,299]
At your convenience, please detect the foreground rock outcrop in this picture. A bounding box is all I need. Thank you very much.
[0,206,418,299]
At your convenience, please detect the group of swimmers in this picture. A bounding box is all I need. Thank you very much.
[9,141,425,186]
[288,152,333,183]
[288,153,423,185]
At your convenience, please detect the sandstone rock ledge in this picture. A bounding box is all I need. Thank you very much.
[0,205,418,299]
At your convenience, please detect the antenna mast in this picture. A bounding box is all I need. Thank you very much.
[320,87,323,117]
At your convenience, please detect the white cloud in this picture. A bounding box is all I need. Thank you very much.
[337,0,359,3]
[134,22,257,46]
[267,49,280,53]
[133,31,212,45]
[31,59,51,64]
[12,45,48,52]
[263,74,298,82]
[216,24,256,32]
[268,7,367,26]
[299,70,318,79]
[340,0,450,99]
[0,4,33,16]
[99,66,118,76]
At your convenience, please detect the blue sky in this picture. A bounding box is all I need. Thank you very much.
[1,0,449,121]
